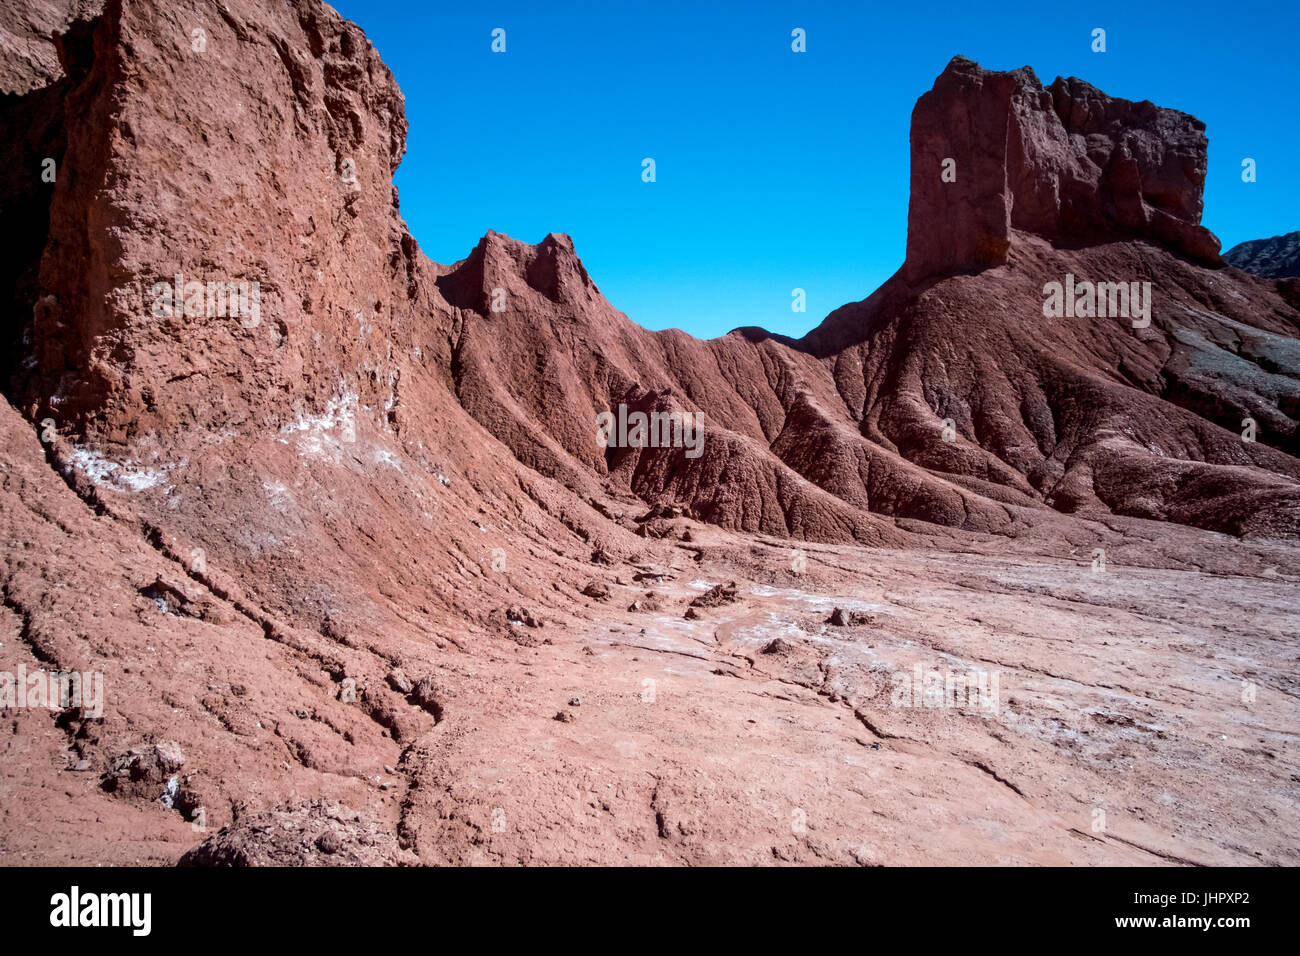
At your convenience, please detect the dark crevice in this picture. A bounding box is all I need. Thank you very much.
[0,77,68,398]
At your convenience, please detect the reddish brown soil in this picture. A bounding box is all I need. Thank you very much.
[1,0,1297,866]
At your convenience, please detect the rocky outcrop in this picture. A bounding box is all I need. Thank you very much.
[0,0,103,94]
[430,61,1298,541]
[15,0,418,444]
[179,801,417,866]
[906,56,1221,282]
[2,2,1294,558]
[1224,231,1300,278]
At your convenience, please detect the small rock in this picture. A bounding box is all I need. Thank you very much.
[568,696,582,707]
[761,637,794,656]
[506,605,542,628]
[315,830,344,854]
[553,710,575,723]
[410,677,444,721]
[690,581,739,608]
[104,740,186,796]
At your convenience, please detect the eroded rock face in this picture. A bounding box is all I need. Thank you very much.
[0,0,103,94]
[906,56,1221,282]
[7,5,1291,558]
[19,0,420,446]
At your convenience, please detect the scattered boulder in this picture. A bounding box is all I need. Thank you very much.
[506,605,543,628]
[409,677,445,722]
[690,581,739,609]
[642,505,685,520]
[827,608,874,626]
[628,592,663,613]
[761,637,795,656]
[315,830,344,855]
[581,580,611,600]
[103,740,186,799]
[139,574,228,622]
[179,801,416,866]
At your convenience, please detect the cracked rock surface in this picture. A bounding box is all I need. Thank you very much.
[0,0,1297,865]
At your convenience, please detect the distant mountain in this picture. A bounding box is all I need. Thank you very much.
[1223,231,1300,278]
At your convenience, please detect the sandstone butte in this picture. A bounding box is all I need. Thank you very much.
[0,0,1297,866]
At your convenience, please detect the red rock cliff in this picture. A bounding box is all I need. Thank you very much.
[906,56,1221,282]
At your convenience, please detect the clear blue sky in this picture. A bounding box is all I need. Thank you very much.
[333,0,1299,340]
